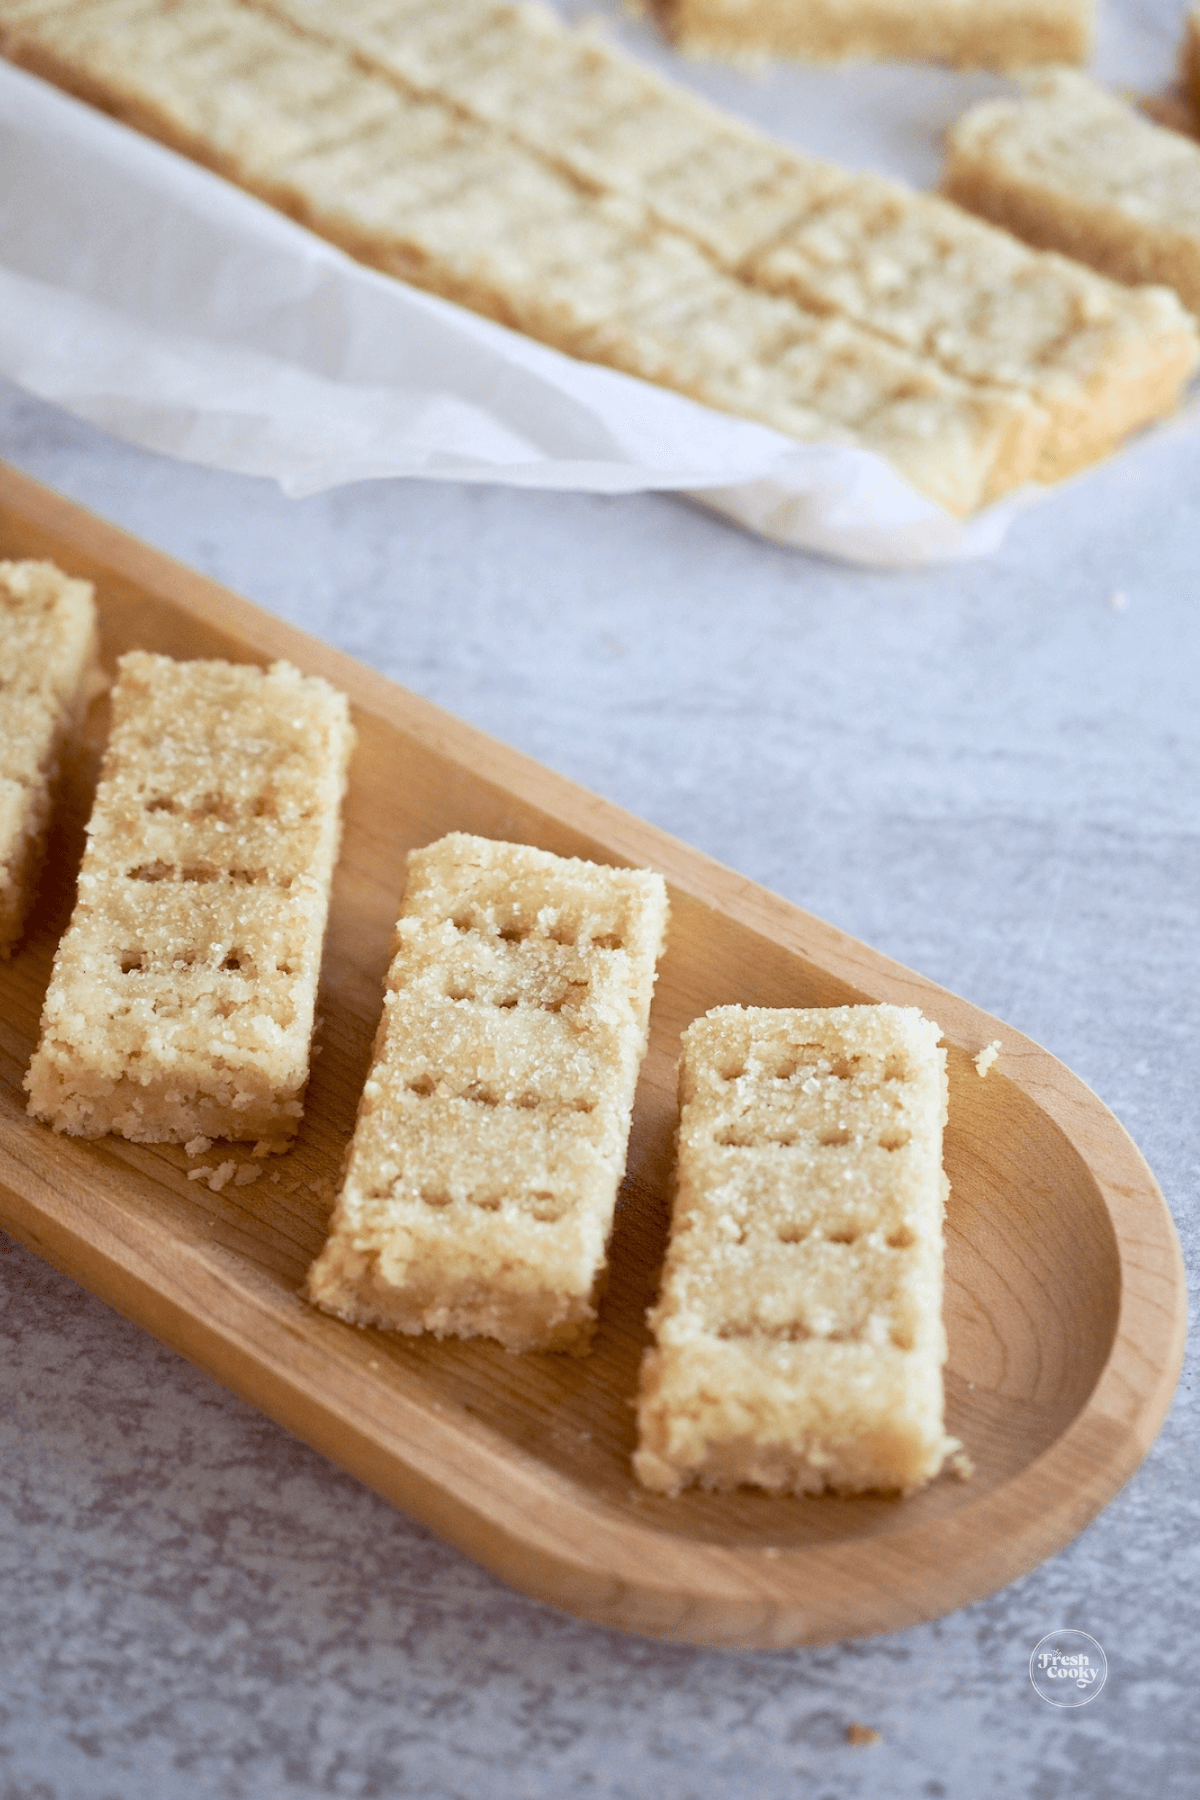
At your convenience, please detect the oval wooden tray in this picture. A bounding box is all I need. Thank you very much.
[0,462,1186,1648]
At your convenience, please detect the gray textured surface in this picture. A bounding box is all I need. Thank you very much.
[2,11,1199,1779]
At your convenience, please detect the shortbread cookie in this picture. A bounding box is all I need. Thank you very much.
[306,834,669,1354]
[26,653,353,1145]
[749,175,1198,481]
[634,1004,954,1496]
[252,0,1198,487]
[0,559,98,956]
[654,0,1094,71]
[945,71,1200,319]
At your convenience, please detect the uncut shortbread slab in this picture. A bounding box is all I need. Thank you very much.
[253,0,1198,488]
[0,559,98,957]
[655,0,1093,71]
[945,72,1200,320]
[635,1005,954,1497]
[307,834,669,1353]
[26,653,353,1145]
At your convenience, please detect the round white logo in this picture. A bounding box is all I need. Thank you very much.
[1029,1630,1107,1707]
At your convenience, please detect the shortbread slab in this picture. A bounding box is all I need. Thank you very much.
[26,653,353,1145]
[0,558,98,956]
[945,71,1200,320]
[306,834,669,1353]
[635,1004,954,1496]
[251,0,1197,489]
[654,0,1093,71]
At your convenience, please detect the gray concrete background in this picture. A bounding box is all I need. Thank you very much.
[2,4,1199,1790]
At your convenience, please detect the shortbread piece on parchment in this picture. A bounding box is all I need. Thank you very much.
[945,71,1200,319]
[307,833,669,1354]
[653,0,1093,72]
[635,1003,956,1496]
[26,652,353,1145]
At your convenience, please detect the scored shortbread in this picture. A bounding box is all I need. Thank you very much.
[306,833,669,1354]
[0,558,98,957]
[634,1004,955,1496]
[653,0,1094,72]
[256,0,1198,487]
[945,71,1200,320]
[25,653,354,1145]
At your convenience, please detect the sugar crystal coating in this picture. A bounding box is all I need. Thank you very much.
[25,652,354,1145]
[307,832,669,1353]
[635,1003,956,1496]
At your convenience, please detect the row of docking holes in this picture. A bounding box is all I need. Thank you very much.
[382,1185,568,1224]
[441,972,590,1013]
[404,1073,595,1114]
[715,1123,911,1152]
[117,948,295,977]
[755,1220,915,1250]
[449,909,625,953]
[716,1319,915,1350]
[124,861,293,888]
[139,791,316,824]
[719,1048,910,1084]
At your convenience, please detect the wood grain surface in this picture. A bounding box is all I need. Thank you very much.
[0,461,1186,1648]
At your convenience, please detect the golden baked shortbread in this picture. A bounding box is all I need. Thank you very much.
[307,833,669,1353]
[26,652,353,1145]
[0,558,98,957]
[945,71,1200,320]
[635,1004,955,1496]
[654,0,1094,71]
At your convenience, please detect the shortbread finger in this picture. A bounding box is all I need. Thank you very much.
[307,833,669,1354]
[0,559,98,956]
[26,653,353,1145]
[635,1004,954,1496]
[945,71,1200,319]
[653,0,1093,71]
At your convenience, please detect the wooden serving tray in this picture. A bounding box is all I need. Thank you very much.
[0,461,1186,1648]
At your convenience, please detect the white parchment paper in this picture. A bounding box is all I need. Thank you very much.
[0,1,1190,566]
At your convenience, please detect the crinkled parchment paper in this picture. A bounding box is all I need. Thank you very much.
[0,4,1191,566]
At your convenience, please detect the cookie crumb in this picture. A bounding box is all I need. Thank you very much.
[187,1160,237,1193]
[184,1136,212,1157]
[974,1039,1002,1077]
[234,1164,262,1186]
[846,1722,881,1746]
[1110,589,1129,611]
[949,1447,976,1481]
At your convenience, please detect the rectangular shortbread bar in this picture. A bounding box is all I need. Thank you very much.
[254,0,1198,486]
[634,1004,954,1496]
[0,558,98,956]
[306,833,669,1353]
[25,652,354,1145]
[944,71,1200,320]
[653,0,1093,70]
